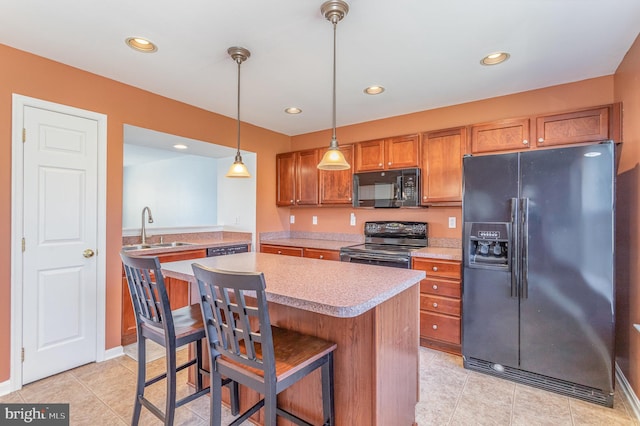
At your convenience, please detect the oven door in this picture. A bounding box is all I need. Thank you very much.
[340,251,411,269]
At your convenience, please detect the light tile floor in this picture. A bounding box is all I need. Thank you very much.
[1,346,638,425]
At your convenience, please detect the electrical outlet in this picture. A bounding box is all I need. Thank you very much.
[290,215,295,224]
[312,216,318,225]
[350,213,356,226]
[448,217,456,228]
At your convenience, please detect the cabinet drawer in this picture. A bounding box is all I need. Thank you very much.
[413,258,461,279]
[260,244,303,257]
[303,248,340,261]
[420,277,461,298]
[420,312,461,345]
[157,249,207,263]
[420,294,460,316]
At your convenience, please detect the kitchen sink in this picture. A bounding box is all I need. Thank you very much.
[122,242,194,251]
[149,242,195,248]
[121,244,153,251]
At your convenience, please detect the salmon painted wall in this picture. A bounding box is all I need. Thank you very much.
[289,77,615,239]
[0,41,626,389]
[0,44,291,382]
[614,33,640,399]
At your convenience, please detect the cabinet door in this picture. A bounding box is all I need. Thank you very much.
[295,149,319,205]
[319,144,353,205]
[386,134,420,169]
[471,118,530,154]
[276,152,296,206]
[421,127,466,204]
[536,106,609,147]
[354,139,385,172]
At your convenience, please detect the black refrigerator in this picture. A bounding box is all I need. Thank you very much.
[461,141,616,407]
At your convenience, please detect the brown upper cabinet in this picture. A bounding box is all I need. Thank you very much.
[276,149,319,206]
[471,104,621,155]
[471,118,531,154]
[354,134,420,172]
[535,105,619,147]
[319,144,354,205]
[420,127,467,205]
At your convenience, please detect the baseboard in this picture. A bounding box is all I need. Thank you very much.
[0,379,13,397]
[616,362,640,420]
[103,345,125,361]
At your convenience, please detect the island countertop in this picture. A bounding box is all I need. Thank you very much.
[161,251,425,318]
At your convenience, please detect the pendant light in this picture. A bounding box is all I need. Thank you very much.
[226,46,251,178]
[317,0,351,171]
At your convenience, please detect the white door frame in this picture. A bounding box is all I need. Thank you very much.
[10,94,108,391]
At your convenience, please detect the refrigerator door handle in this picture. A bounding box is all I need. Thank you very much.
[521,197,529,299]
[510,197,519,298]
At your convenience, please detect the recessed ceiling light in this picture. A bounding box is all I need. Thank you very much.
[481,52,510,66]
[364,85,385,95]
[284,107,302,114]
[173,144,188,150]
[125,37,158,53]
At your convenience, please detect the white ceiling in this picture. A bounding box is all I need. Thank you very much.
[2,0,640,137]
[123,125,237,165]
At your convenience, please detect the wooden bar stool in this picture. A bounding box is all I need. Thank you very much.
[120,252,238,425]
[192,263,337,426]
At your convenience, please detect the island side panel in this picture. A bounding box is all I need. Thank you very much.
[267,301,376,426]
[374,284,420,426]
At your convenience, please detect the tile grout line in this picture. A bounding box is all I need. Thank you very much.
[447,364,470,425]
[67,367,129,425]
[509,382,517,425]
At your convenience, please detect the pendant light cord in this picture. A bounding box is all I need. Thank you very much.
[236,58,242,158]
[331,20,337,143]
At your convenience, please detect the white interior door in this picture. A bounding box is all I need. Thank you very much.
[21,105,98,384]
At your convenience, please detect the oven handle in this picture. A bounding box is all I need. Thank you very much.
[341,252,410,263]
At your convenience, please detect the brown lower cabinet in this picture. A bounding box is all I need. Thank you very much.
[412,257,462,355]
[260,244,340,260]
[121,248,207,346]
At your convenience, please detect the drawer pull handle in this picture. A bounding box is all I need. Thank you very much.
[319,255,324,259]
[432,324,438,330]
[432,266,438,272]
[432,284,438,290]
[277,250,282,254]
[432,302,438,308]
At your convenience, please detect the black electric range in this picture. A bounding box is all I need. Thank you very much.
[340,221,428,268]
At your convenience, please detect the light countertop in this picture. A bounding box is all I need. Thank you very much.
[161,252,425,318]
[260,238,462,261]
[122,235,252,256]
[261,238,352,251]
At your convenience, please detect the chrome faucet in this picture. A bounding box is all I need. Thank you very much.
[141,206,154,244]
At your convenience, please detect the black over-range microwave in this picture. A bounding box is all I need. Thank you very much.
[352,168,420,208]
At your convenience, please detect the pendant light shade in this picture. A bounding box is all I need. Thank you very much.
[317,0,351,171]
[226,46,251,178]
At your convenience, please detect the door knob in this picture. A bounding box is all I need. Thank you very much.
[83,249,95,258]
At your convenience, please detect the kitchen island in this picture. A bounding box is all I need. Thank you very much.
[161,252,425,426]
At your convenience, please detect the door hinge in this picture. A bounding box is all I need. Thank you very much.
[22,128,26,143]
[21,348,25,362]
[22,238,25,252]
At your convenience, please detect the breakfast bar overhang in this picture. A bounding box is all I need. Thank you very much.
[161,252,425,425]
